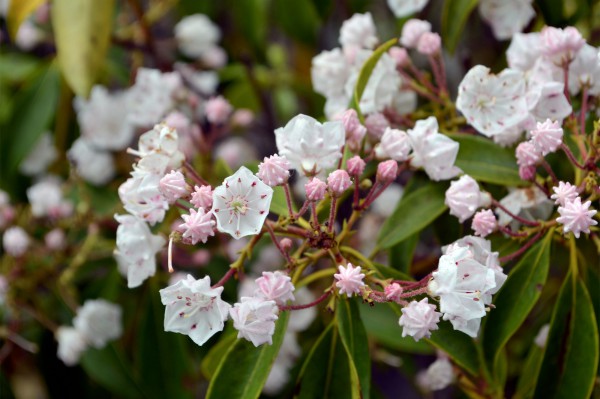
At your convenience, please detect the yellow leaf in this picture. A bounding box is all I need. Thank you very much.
[7,0,45,39]
[51,0,115,97]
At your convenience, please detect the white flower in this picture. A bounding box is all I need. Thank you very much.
[399,298,441,341]
[128,68,182,127]
[568,44,600,96]
[506,32,542,71]
[135,124,185,173]
[424,358,455,391]
[114,214,166,288]
[445,175,491,223]
[371,184,404,218]
[387,0,429,18]
[68,138,115,186]
[495,187,554,227]
[27,177,72,218]
[74,86,135,151]
[73,299,122,348]
[407,117,461,181]
[118,172,169,225]
[456,65,529,137]
[311,48,350,99]
[15,20,44,51]
[230,297,279,346]
[255,271,295,305]
[160,275,231,346]
[56,327,88,366]
[19,133,57,176]
[550,181,578,206]
[174,14,221,59]
[275,114,345,175]
[478,0,535,40]
[212,166,273,239]
[339,13,378,51]
[2,226,30,257]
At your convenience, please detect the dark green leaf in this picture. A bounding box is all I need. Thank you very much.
[441,0,479,54]
[336,299,371,399]
[373,263,413,281]
[201,332,237,379]
[427,322,480,376]
[447,134,522,186]
[206,311,290,399]
[534,275,599,398]
[272,0,320,44]
[389,232,419,274]
[514,345,544,398]
[377,182,447,249]
[482,233,552,377]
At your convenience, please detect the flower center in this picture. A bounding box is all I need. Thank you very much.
[229,196,248,215]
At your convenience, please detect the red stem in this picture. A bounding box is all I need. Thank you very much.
[212,267,237,288]
[327,196,338,233]
[279,290,331,311]
[491,199,540,227]
[265,221,293,264]
[184,161,209,186]
[499,230,544,263]
[283,183,295,218]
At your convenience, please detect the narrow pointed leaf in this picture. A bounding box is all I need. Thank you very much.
[441,0,479,54]
[427,321,480,376]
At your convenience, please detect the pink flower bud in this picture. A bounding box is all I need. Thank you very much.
[45,228,66,251]
[279,238,293,251]
[530,119,563,156]
[389,47,410,67]
[338,109,367,150]
[385,283,403,302]
[327,170,352,197]
[515,141,541,167]
[347,156,366,177]
[400,19,432,48]
[205,96,232,125]
[519,165,537,181]
[190,185,213,209]
[192,249,211,265]
[556,197,598,238]
[255,271,295,305]
[376,160,398,183]
[364,113,389,140]
[201,46,228,68]
[334,263,365,297]
[471,209,497,237]
[540,26,585,64]
[257,154,291,186]
[417,32,441,55]
[305,177,327,201]
[231,109,254,127]
[3,226,30,257]
[159,170,189,203]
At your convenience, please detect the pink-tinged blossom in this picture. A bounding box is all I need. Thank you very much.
[339,13,378,51]
[377,160,399,183]
[305,177,327,201]
[399,298,441,341]
[556,197,597,238]
[205,96,232,125]
[387,0,429,18]
[445,175,491,223]
[507,32,542,71]
[496,187,553,227]
[519,165,536,181]
[73,299,122,349]
[190,185,213,209]
[456,65,529,137]
[27,178,73,218]
[257,155,291,187]
[423,358,455,391]
[128,68,182,127]
[540,26,585,65]
[389,47,410,67]
[568,44,600,96]
[407,117,461,181]
[416,32,441,55]
[179,208,216,245]
[159,170,189,203]
[339,109,367,151]
[530,119,563,155]
[478,0,535,41]
[3,227,30,257]
[119,172,169,225]
[334,263,365,297]
[311,49,350,99]
[515,141,541,167]
[279,238,293,251]
[550,181,578,206]
[327,170,352,196]
[45,228,66,251]
[275,114,345,175]
[400,19,431,48]
[231,109,254,127]
[212,166,273,239]
[214,137,257,170]
[255,271,295,305]
[56,327,88,366]
[347,156,366,177]
[160,275,231,346]
[375,127,411,161]
[174,14,221,59]
[472,210,497,237]
[135,124,185,173]
[364,112,389,140]
[385,283,403,302]
[230,297,279,346]
[114,214,166,288]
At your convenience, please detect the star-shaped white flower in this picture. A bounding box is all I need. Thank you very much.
[478,0,535,41]
[212,166,273,239]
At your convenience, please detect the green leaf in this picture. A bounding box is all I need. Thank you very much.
[359,302,434,354]
[389,232,419,274]
[81,345,144,399]
[135,280,192,399]
[441,0,479,54]
[201,332,237,379]
[447,134,522,186]
[534,275,599,398]
[482,232,552,377]
[372,263,413,282]
[6,0,45,39]
[272,0,320,44]
[206,311,290,399]
[0,53,41,83]
[270,185,297,216]
[350,38,398,120]
[295,323,360,399]
[427,322,480,376]
[6,65,60,174]
[51,0,115,96]
[514,345,544,398]
[377,182,447,249]
[336,299,371,398]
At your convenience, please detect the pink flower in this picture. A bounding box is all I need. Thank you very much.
[347,156,366,177]
[400,19,431,48]
[258,155,291,187]
[339,109,367,148]
[550,181,578,206]
[159,170,189,203]
[471,209,497,237]
[540,26,585,65]
[375,127,411,161]
[519,165,537,181]
[530,119,563,156]
[556,197,597,238]
[45,228,66,251]
[334,263,365,297]
[205,96,232,125]
[230,297,279,346]
[399,298,441,341]
[305,177,327,201]
[417,32,441,55]
[190,185,213,209]
[376,160,399,183]
[327,170,352,197]
[389,47,409,67]
[179,208,216,244]
[364,113,389,140]
[255,271,295,305]
[385,283,403,302]
[515,141,541,167]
